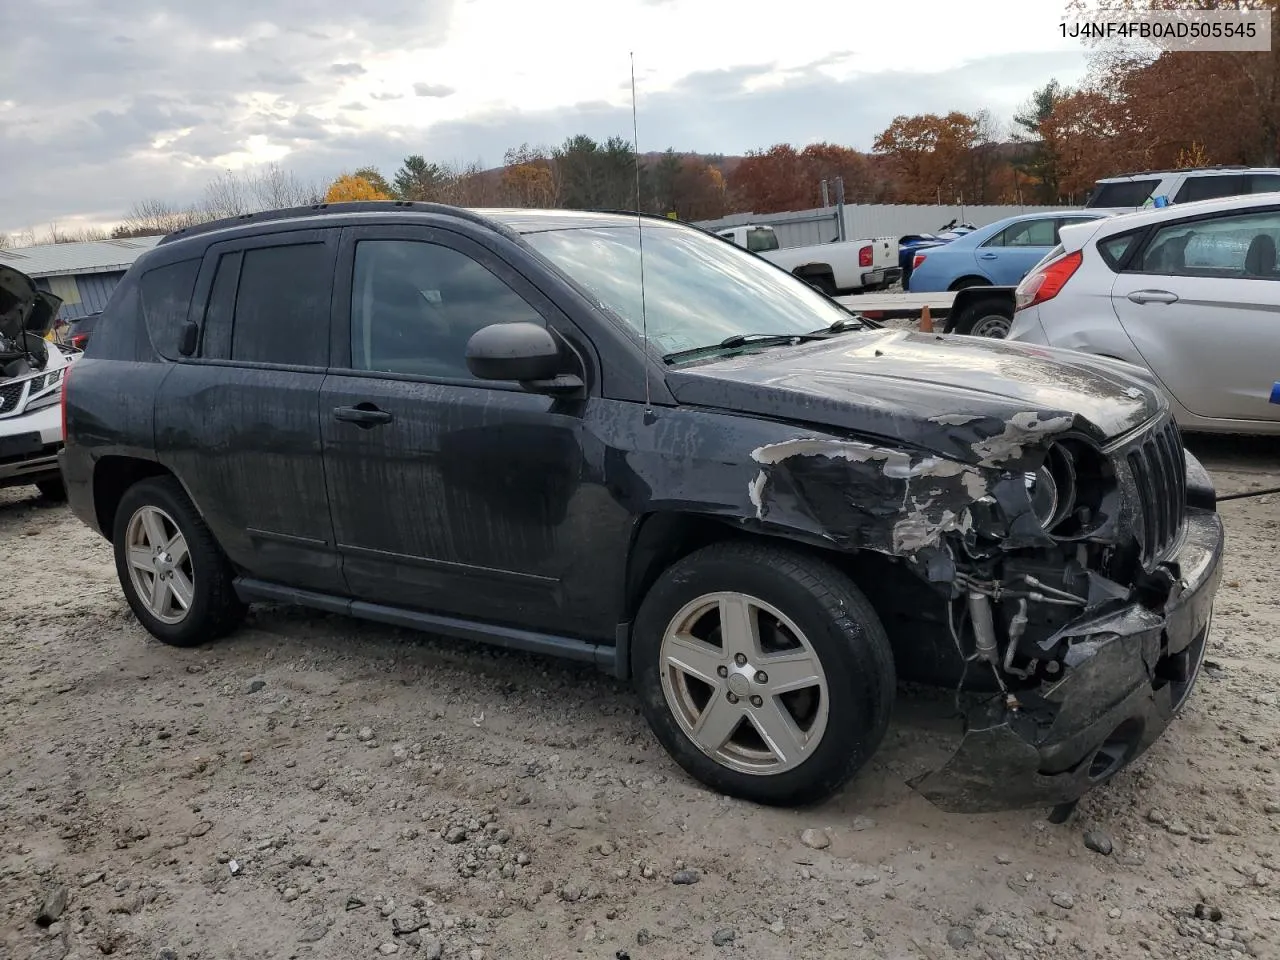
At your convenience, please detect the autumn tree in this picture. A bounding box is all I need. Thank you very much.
[324,173,392,203]
[728,145,811,213]
[353,166,394,198]
[873,113,988,203]
[500,144,557,207]
[1071,0,1280,165]
[1039,89,1123,201]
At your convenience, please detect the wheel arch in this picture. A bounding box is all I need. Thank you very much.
[619,511,956,684]
[947,274,992,292]
[92,455,175,542]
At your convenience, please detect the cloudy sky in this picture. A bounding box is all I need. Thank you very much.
[1,0,1090,236]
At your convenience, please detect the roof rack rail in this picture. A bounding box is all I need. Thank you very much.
[157,200,512,246]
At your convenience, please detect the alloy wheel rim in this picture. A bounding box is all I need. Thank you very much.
[659,591,830,776]
[125,505,194,625]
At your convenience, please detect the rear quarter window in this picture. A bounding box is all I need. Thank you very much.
[139,259,200,360]
[1098,230,1143,270]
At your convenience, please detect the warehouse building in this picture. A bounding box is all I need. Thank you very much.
[0,235,162,321]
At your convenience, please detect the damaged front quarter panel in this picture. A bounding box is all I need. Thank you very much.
[740,407,1218,815]
[745,410,1073,573]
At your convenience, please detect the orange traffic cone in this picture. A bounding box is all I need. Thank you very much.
[919,304,934,333]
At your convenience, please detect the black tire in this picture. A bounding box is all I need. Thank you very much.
[951,299,1013,338]
[805,275,838,297]
[632,541,896,806]
[36,478,67,502]
[112,476,246,647]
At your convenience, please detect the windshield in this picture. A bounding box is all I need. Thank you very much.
[523,224,856,357]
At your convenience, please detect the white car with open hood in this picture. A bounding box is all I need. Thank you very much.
[0,263,77,499]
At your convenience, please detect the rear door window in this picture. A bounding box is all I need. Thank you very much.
[985,219,1056,247]
[1248,173,1280,194]
[1173,174,1246,203]
[197,233,337,367]
[232,243,332,367]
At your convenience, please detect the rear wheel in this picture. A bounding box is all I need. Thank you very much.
[632,541,895,806]
[112,477,246,647]
[35,478,67,502]
[804,274,838,297]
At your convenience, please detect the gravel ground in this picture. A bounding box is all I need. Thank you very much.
[1,438,1277,960]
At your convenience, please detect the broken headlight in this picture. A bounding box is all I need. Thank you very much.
[1024,442,1076,533]
[1025,439,1118,540]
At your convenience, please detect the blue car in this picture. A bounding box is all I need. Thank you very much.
[907,211,1109,292]
[897,227,975,287]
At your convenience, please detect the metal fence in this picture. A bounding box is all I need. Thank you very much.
[696,203,1075,248]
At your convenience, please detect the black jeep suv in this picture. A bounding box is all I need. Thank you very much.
[60,202,1224,813]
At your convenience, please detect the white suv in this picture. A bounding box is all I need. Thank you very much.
[1085,166,1280,211]
[1007,193,1280,435]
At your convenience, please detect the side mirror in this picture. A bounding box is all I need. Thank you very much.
[465,322,582,396]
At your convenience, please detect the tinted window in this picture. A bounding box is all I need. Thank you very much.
[200,251,240,360]
[1098,230,1141,270]
[230,243,331,367]
[988,219,1056,247]
[139,259,199,359]
[1174,175,1246,204]
[1137,210,1280,278]
[1086,179,1161,208]
[350,240,542,379]
[1249,174,1280,193]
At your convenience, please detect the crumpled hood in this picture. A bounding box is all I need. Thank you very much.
[665,329,1165,464]
[0,264,62,342]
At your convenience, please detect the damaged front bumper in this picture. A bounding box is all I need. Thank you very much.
[910,506,1224,813]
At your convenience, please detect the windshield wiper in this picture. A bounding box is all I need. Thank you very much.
[807,315,869,336]
[662,332,827,364]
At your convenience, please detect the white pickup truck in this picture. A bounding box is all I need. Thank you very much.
[714,224,901,295]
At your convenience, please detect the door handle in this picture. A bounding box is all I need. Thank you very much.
[1128,289,1179,304]
[979,253,998,260]
[333,404,393,427]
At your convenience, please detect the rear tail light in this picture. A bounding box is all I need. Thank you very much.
[1015,250,1083,311]
[858,245,872,268]
[912,254,927,270]
[70,334,88,350]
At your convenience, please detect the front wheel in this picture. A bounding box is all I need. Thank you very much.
[632,542,895,806]
[112,476,246,646]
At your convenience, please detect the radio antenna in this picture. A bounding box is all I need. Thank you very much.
[630,51,652,414]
